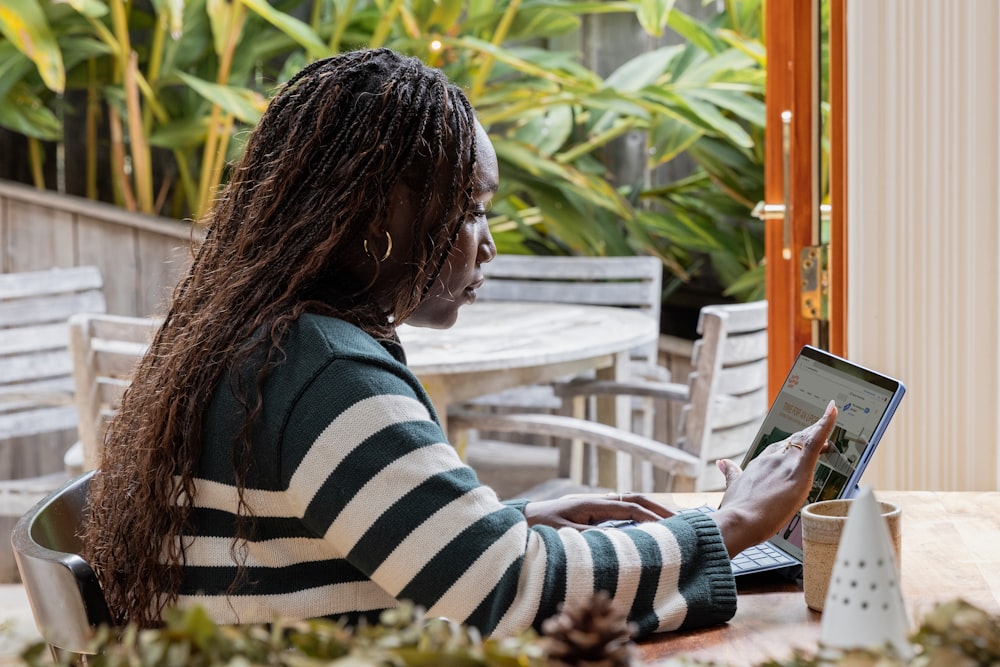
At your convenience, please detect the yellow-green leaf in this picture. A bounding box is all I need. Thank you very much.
[174,71,266,124]
[635,0,676,38]
[0,83,61,139]
[0,0,65,92]
[61,0,109,18]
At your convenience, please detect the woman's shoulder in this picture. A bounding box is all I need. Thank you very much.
[293,313,399,364]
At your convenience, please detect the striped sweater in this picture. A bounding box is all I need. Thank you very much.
[173,313,737,637]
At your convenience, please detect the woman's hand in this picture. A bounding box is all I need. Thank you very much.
[523,493,676,530]
[711,400,838,558]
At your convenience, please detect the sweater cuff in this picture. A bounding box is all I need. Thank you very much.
[673,510,737,629]
[502,498,530,515]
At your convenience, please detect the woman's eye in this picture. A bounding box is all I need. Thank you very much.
[470,204,488,219]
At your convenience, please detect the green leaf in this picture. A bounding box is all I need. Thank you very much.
[510,105,574,157]
[637,209,728,253]
[148,117,211,149]
[173,71,266,123]
[605,45,682,92]
[635,0,675,37]
[0,83,61,139]
[0,43,34,100]
[241,0,328,57]
[686,88,765,126]
[665,6,721,54]
[0,0,65,92]
[649,114,703,165]
[61,0,110,18]
[673,91,753,147]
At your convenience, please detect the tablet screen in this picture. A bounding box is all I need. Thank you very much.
[739,345,906,560]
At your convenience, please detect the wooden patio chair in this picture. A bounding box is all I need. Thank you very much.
[474,254,667,382]
[0,266,106,478]
[452,300,768,497]
[454,255,668,496]
[67,313,158,472]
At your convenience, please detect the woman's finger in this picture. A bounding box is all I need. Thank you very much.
[718,458,741,487]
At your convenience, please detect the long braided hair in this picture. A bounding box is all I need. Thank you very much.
[82,49,480,627]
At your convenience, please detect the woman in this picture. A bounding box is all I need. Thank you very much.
[84,48,836,637]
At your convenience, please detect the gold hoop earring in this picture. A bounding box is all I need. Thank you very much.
[364,231,393,261]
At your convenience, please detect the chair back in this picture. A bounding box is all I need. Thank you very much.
[0,267,106,450]
[69,313,158,471]
[11,470,112,655]
[479,255,663,368]
[679,301,769,490]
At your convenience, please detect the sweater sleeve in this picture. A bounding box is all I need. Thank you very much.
[281,358,737,638]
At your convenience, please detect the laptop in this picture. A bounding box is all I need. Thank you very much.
[601,345,906,577]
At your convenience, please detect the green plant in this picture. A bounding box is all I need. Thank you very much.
[11,598,1000,667]
[0,0,766,304]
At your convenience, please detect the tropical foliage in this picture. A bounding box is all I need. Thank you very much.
[12,597,1000,666]
[0,0,766,305]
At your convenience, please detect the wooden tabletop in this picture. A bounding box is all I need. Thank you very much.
[638,490,1000,666]
[398,301,657,377]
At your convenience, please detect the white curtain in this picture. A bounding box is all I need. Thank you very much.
[846,0,999,490]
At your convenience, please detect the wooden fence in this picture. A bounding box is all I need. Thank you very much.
[0,179,202,318]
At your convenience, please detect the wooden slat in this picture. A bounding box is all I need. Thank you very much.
[0,265,102,300]
[92,340,147,377]
[0,323,68,356]
[483,255,662,281]
[0,405,78,440]
[720,330,768,365]
[707,388,769,431]
[0,348,72,386]
[0,292,106,328]
[703,419,763,462]
[715,358,768,395]
[699,301,769,335]
[478,281,658,311]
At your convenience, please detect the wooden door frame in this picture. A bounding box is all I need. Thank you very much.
[764,0,846,398]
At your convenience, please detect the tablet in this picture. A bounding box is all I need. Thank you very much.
[741,344,907,561]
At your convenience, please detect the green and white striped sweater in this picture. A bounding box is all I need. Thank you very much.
[172,313,737,637]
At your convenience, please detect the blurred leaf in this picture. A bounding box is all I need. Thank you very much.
[0,43,34,100]
[666,5,722,54]
[174,71,266,123]
[241,0,327,57]
[510,105,574,157]
[635,0,675,37]
[61,0,109,18]
[0,0,64,92]
[649,114,702,165]
[0,83,60,139]
[605,45,681,92]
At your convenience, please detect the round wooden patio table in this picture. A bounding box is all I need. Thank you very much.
[397,301,658,445]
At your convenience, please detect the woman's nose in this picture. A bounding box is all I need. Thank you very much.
[479,221,497,264]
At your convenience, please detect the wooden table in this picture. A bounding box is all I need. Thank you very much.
[398,301,658,438]
[637,490,1000,666]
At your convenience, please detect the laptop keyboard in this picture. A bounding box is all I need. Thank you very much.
[676,505,798,574]
[596,505,799,574]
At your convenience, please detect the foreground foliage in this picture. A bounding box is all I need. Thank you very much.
[11,597,1000,667]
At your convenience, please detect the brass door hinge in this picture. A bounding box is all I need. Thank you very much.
[800,245,829,322]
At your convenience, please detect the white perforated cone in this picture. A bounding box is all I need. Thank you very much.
[819,486,912,659]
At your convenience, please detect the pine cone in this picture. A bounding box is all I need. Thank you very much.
[541,591,638,667]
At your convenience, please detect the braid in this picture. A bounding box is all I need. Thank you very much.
[82,48,479,627]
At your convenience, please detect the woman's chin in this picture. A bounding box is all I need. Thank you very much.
[403,304,462,330]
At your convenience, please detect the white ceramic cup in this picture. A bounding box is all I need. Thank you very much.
[800,498,902,612]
